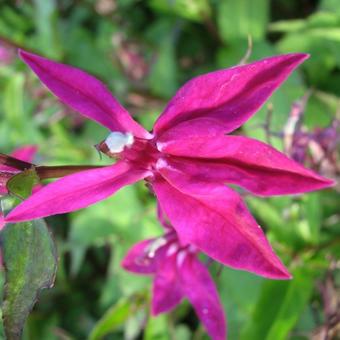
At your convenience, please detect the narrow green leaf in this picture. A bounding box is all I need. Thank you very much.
[300,193,322,245]
[148,36,177,98]
[265,273,315,340]
[2,73,41,146]
[144,314,170,340]
[33,0,63,58]
[88,298,133,340]
[3,74,25,133]
[148,21,178,98]
[1,219,58,340]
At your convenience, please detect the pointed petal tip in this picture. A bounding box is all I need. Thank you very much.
[18,49,45,69]
[298,175,336,194]
[17,48,24,56]
[280,52,309,63]
[120,258,130,271]
[292,52,309,60]
[150,304,161,316]
[261,263,292,280]
[323,177,336,188]
[18,48,32,61]
[301,53,310,60]
[276,269,293,280]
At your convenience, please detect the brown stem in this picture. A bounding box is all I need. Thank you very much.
[36,165,105,179]
[0,35,26,50]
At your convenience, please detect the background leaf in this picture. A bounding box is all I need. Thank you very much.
[1,219,57,339]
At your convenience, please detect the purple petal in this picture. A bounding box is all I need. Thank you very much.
[153,166,291,279]
[5,162,149,222]
[121,239,158,274]
[180,254,226,340]
[154,53,308,136]
[158,135,334,196]
[19,50,151,139]
[152,253,183,315]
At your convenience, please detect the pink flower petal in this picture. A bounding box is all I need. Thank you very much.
[121,239,158,274]
[11,145,37,163]
[152,253,183,315]
[158,135,334,196]
[0,212,5,230]
[180,254,226,340]
[0,171,16,195]
[0,145,37,173]
[0,213,3,266]
[153,166,291,279]
[5,162,149,222]
[154,53,308,136]
[157,203,172,230]
[19,50,151,139]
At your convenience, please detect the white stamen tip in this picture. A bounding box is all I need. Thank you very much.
[155,158,168,170]
[105,132,134,153]
[176,250,187,267]
[156,142,166,152]
[167,243,179,256]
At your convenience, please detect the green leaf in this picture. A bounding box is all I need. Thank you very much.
[68,186,145,276]
[319,0,340,14]
[32,0,63,58]
[300,193,322,245]
[7,168,40,200]
[148,37,178,98]
[3,74,25,134]
[2,73,41,146]
[149,0,211,22]
[269,19,306,33]
[217,0,269,43]
[217,267,263,340]
[240,268,315,340]
[1,219,57,340]
[89,297,137,340]
[246,197,300,247]
[144,314,170,340]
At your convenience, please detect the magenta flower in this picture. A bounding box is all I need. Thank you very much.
[0,213,4,230]
[0,145,37,195]
[5,50,333,280]
[122,229,226,340]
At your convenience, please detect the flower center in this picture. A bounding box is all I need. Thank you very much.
[97,132,161,170]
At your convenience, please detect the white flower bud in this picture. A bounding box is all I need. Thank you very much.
[104,132,134,153]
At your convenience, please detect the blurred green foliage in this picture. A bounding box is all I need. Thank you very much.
[0,0,339,339]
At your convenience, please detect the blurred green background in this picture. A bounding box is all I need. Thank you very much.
[0,0,339,339]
